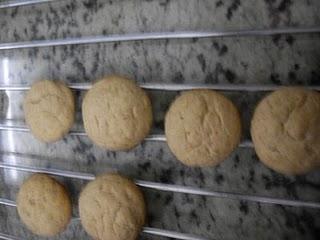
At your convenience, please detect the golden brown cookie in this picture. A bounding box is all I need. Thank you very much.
[23,80,75,142]
[165,89,242,167]
[251,87,320,175]
[79,173,146,240]
[82,75,153,150]
[17,174,72,237]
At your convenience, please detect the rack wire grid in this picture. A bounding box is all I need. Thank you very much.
[0,0,320,240]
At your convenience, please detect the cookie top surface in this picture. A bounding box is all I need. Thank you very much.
[251,87,320,175]
[165,89,242,167]
[16,174,72,237]
[82,75,153,150]
[79,173,146,240]
[23,80,75,142]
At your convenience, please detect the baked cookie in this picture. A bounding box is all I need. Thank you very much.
[23,80,75,142]
[251,87,320,175]
[82,75,153,150]
[17,173,72,237]
[79,173,146,240]
[165,89,242,167]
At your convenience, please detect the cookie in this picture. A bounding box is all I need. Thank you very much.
[17,174,72,237]
[165,89,242,167]
[79,173,146,240]
[23,80,75,142]
[251,87,320,175]
[82,75,153,150]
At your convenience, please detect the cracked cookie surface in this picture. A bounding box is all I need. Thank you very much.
[79,173,146,240]
[165,89,241,167]
[17,174,72,237]
[23,80,75,142]
[251,87,320,175]
[82,75,152,150]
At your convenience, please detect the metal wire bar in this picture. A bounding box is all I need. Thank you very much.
[0,123,253,147]
[0,83,320,92]
[140,83,320,92]
[136,180,320,209]
[142,227,210,240]
[0,233,20,240]
[0,162,95,180]
[0,0,59,9]
[0,159,319,209]
[0,27,319,50]
[0,198,16,207]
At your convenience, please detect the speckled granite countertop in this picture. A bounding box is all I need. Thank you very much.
[0,0,319,239]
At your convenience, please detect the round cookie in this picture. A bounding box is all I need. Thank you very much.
[79,173,146,240]
[82,75,153,150]
[17,174,72,237]
[165,89,242,167]
[23,80,75,142]
[251,87,320,175]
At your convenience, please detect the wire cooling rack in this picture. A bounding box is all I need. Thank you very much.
[0,0,320,240]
